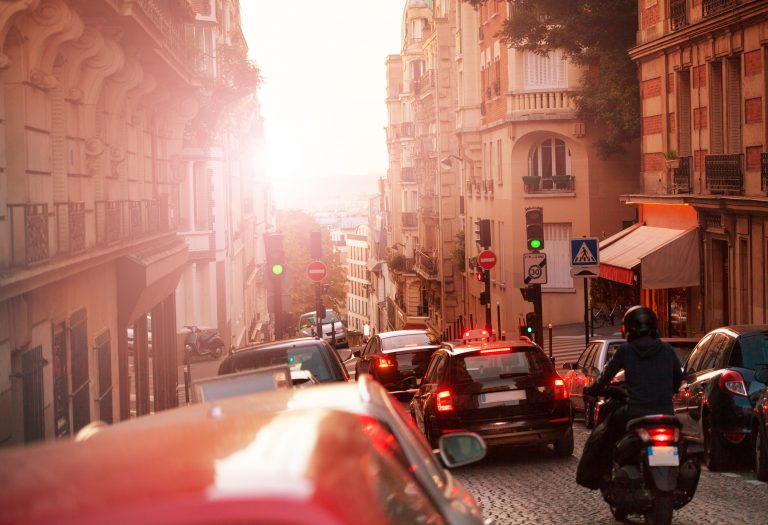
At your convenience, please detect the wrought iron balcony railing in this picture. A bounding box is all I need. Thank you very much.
[669,0,688,30]
[672,156,693,194]
[415,248,438,279]
[703,0,739,17]
[705,154,743,194]
[55,202,86,254]
[96,199,170,245]
[522,175,575,194]
[401,212,418,228]
[761,153,768,193]
[9,203,49,267]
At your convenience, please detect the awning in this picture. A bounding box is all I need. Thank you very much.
[599,226,699,289]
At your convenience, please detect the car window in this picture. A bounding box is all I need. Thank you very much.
[423,353,441,384]
[452,347,552,383]
[686,333,714,373]
[699,333,728,372]
[584,344,600,371]
[605,343,622,367]
[298,314,315,329]
[732,331,768,370]
[576,344,593,368]
[228,344,334,382]
[382,332,437,351]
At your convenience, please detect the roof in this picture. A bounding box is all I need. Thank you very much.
[231,337,323,355]
[711,325,768,337]
[443,339,540,357]
[378,329,431,339]
[0,381,394,525]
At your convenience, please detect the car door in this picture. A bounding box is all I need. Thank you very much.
[688,333,732,438]
[414,352,447,436]
[412,352,441,434]
[357,337,378,376]
[570,343,599,410]
[676,333,715,438]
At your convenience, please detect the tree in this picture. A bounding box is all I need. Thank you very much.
[276,211,346,327]
[463,0,639,158]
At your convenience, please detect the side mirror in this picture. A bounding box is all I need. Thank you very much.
[352,350,361,358]
[437,432,487,468]
[415,377,422,386]
[755,367,768,384]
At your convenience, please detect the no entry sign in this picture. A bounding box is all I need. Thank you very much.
[307,261,327,282]
[477,250,497,270]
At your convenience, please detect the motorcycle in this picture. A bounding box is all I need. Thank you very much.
[584,386,700,525]
[183,325,224,359]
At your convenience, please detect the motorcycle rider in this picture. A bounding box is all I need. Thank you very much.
[581,305,684,483]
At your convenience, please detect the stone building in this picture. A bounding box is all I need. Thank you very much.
[346,224,371,335]
[624,0,768,334]
[0,0,262,445]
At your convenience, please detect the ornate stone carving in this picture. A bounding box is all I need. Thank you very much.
[29,67,58,89]
[110,146,126,178]
[84,137,105,176]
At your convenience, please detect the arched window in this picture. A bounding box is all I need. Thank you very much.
[529,138,571,180]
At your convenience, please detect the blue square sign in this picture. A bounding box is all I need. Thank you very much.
[570,238,599,267]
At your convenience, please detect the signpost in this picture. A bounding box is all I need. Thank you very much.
[523,253,547,285]
[570,237,600,348]
[477,250,497,270]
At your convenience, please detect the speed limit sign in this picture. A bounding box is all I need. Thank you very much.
[523,253,547,285]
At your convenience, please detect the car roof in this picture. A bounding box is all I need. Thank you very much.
[377,329,431,339]
[230,337,325,356]
[441,338,543,357]
[710,325,768,337]
[0,379,394,525]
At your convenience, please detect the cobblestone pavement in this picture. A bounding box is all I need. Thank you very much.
[454,420,768,525]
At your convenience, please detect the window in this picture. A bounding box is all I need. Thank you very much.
[542,223,573,290]
[70,309,90,433]
[524,50,567,90]
[529,138,571,180]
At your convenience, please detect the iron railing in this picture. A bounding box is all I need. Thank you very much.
[673,156,693,193]
[401,212,418,228]
[55,202,86,254]
[415,248,438,279]
[95,199,169,245]
[761,153,768,192]
[705,154,743,193]
[9,203,49,267]
[702,0,739,17]
[522,175,575,194]
[669,0,688,30]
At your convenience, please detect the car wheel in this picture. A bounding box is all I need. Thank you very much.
[703,417,730,472]
[755,425,768,482]
[553,426,574,457]
[584,400,595,429]
[212,346,223,359]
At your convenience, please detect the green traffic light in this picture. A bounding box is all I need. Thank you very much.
[271,263,284,276]
[526,326,534,334]
[529,239,542,250]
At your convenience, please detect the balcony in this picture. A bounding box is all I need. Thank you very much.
[401,212,418,229]
[522,175,575,194]
[510,90,576,116]
[96,199,170,245]
[414,248,438,280]
[419,194,438,217]
[401,167,416,183]
[672,156,693,194]
[761,153,768,193]
[8,204,49,267]
[705,154,743,194]
[483,179,495,195]
[400,122,415,138]
[703,0,740,17]
[55,202,86,254]
[669,0,688,30]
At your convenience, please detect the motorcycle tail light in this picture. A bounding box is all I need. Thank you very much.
[553,377,568,400]
[718,370,748,397]
[377,357,395,369]
[723,432,746,444]
[637,427,679,445]
[436,389,454,412]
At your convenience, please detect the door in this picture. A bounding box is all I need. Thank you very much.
[676,333,714,438]
[357,337,379,376]
[570,343,599,410]
[414,352,446,435]
[21,345,45,442]
[711,239,729,327]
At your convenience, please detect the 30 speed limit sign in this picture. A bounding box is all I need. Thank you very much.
[523,253,547,285]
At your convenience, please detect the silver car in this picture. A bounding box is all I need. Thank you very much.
[297,308,348,348]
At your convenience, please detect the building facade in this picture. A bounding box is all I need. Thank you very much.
[346,224,371,335]
[623,0,768,335]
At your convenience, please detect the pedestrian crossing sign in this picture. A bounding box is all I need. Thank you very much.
[570,238,599,267]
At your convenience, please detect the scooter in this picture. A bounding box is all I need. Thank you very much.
[591,387,700,525]
[183,325,224,359]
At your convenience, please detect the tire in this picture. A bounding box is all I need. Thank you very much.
[553,426,574,457]
[610,505,628,522]
[755,426,768,482]
[585,400,596,429]
[645,494,673,525]
[212,346,223,359]
[703,418,730,472]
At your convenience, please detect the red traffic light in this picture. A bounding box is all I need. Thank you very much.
[475,271,484,282]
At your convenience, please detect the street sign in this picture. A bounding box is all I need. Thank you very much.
[570,238,599,267]
[570,267,600,278]
[477,250,497,270]
[523,253,547,285]
[307,261,327,282]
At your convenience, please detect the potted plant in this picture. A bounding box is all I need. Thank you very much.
[663,149,680,169]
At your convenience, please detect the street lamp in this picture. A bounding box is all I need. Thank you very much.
[440,154,464,168]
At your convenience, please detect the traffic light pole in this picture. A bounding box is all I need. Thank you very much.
[533,283,543,347]
[315,283,323,339]
[484,270,492,334]
[273,277,283,341]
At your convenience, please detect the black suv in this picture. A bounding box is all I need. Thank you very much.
[410,339,573,455]
[673,325,768,470]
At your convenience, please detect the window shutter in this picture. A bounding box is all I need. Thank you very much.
[21,345,45,442]
[70,309,90,433]
[677,71,692,156]
[726,57,742,154]
[542,223,574,290]
[709,62,724,155]
[95,330,113,424]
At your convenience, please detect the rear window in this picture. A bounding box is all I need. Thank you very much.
[451,347,552,383]
[299,311,341,328]
[382,333,437,351]
[733,331,768,370]
[224,344,334,381]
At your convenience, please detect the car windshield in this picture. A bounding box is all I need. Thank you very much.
[230,345,332,381]
[737,331,768,370]
[381,333,437,351]
[452,348,552,383]
[299,311,341,328]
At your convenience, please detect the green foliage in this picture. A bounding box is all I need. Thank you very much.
[276,211,346,324]
[462,0,640,158]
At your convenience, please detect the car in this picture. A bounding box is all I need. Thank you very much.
[0,377,490,525]
[673,325,768,471]
[218,337,349,383]
[297,308,349,348]
[752,367,768,481]
[410,337,574,456]
[353,330,441,394]
[561,337,699,428]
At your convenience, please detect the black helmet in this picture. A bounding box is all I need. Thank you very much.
[621,305,658,341]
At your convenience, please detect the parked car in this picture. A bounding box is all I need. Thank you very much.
[218,337,349,383]
[673,325,768,470]
[562,337,699,428]
[297,308,349,348]
[0,377,491,525]
[354,330,441,395]
[751,367,768,481]
[410,338,573,456]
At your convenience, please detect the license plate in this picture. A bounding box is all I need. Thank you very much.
[479,390,526,405]
[647,446,679,466]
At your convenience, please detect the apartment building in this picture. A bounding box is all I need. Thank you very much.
[624,0,768,334]
[346,224,371,335]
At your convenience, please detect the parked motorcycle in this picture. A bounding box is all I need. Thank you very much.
[183,325,224,359]
[583,386,700,525]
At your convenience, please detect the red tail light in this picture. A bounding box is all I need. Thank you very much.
[436,389,454,412]
[480,347,512,355]
[377,357,395,369]
[719,370,747,397]
[638,426,679,445]
[554,377,568,400]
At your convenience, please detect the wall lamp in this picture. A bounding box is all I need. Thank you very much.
[440,154,464,168]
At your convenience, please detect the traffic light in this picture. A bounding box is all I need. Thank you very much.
[310,230,322,260]
[520,286,540,303]
[525,207,544,251]
[475,270,485,282]
[525,312,537,335]
[264,233,285,278]
[474,218,491,248]
[479,291,489,305]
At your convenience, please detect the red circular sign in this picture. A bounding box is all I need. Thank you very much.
[477,250,497,270]
[307,261,328,282]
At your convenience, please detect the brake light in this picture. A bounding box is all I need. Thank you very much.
[638,427,679,445]
[480,347,512,355]
[377,357,395,368]
[463,331,471,338]
[718,370,748,397]
[436,389,454,412]
[554,377,568,400]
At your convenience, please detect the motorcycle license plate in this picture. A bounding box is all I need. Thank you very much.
[647,446,679,466]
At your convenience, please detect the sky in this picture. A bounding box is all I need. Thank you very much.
[239,1,406,209]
